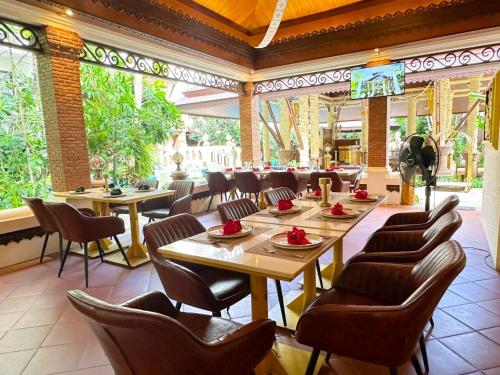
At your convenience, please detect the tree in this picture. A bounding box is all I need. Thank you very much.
[189,116,240,146]
[80,64,182,181]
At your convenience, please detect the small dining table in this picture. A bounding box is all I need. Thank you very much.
[52,188,175,268]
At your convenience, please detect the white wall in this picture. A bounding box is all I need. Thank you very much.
[481,142,500,270]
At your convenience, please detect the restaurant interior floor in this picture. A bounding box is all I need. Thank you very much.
[0,205,499,375]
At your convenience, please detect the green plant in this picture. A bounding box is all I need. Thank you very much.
[189,116,241,146]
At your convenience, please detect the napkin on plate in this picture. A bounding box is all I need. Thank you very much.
[277,199,294,211]
[313,188,322,197]
[287,168,296,172]
[225,167,233,172]
[236,167,242,170]
[252,167,260,172]
[264,166,272,170]
[221,219,242,235]
[354,190,368,199]
[331,202,348,216]
[287,227,311,245]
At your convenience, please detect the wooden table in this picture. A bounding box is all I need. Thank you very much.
[52,188,175,268]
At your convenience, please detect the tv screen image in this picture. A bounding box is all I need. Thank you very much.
[350,62,405,99]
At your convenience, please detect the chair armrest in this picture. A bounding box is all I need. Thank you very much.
[383,211,429,226]
[120,291,178,317]
[361,230,426,253]
[169,195,192,216]
[81,215,125,240]
[212,319,275,346]
[78,208,96,217]
[347,249,429,264]
[375,222,432,232]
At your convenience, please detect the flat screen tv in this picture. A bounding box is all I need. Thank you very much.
[350,62,405,100]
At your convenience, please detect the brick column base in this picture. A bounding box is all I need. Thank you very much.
[37,26,90,192]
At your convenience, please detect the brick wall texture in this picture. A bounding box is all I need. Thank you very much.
[239,82,261,163]
[367,96,389,167]
[36,26,90,192]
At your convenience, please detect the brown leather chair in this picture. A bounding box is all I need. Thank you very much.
[141,180,194,221]
[377,194,460,232]
[349,169,363,192]
[268,171,308,194]
[234,171,271,205]
[296,240,466,375]
[348,211,462,264]
[67,290,275,375]
[264,187,297,206]
[45,202,130,287]
[206,172,236,211]
[309,171,350,193]
[143,214,250,315]
[23,197,95,263]
[110,178,159,216]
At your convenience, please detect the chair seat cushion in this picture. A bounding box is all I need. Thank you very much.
[175,312,242,343]
[111,205,130,215]
[309,288,388,309]
[198,267,251,307]
[142,208,170,219]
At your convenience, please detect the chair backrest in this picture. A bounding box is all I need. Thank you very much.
[23,197,58,233]
[264,187,297,206]
[206,172,229,193]
[268,171,299,192]
[309,171,343,191]
[44,202,87,241]
[169,194,192,216]
[234,171,260,193]
[141,180,194,212]
[134,178,159,190]
[422,211,462,244]
[217,198,259,223]
[428,194,460,222]
[66,290,215,375]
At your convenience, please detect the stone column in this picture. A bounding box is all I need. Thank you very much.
[467,76,481,176]
[298,95,310,164]
[239,82,261,163]
[36,26,90,191]
[402,97,417,205]
[309,94,320,160]
[261,104,271,163]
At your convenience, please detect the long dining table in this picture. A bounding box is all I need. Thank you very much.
[158,192,385,374]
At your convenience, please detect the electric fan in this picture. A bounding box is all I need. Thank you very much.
[398,133,440,211]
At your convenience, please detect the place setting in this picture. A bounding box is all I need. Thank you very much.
[187,219,269,246]
[345,189,381,203]
[258,199,312,217]
[307,202,364,223]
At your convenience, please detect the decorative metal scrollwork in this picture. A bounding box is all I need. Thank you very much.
[80,41,243,93]
[0,17,42,52]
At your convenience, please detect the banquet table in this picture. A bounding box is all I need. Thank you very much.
[157,192,384,374]
[52,188,175,268]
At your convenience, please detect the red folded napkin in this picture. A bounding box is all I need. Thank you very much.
[236,167,242,170]
[287,168,296,172]
[264,166,271,170]
[297,166,307,170]
[314,188,322,197]
[355,190,368,199]
[329,166,341,171]
[252,167,260,172]
[277,199,294,211]
[225,167,233,172]
[331,202,348,216]
[221,219,242,235]
[287,227,311,245]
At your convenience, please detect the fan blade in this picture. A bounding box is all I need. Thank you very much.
[420,145,436,167]
[399,147,411,163]
[409,136,424,154]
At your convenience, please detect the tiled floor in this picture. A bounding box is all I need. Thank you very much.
[0,206,498,374]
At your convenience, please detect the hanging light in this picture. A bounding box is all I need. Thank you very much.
[255,0,288,48]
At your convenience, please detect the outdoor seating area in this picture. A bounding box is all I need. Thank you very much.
[0,1,500,375]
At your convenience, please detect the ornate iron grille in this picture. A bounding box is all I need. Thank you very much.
[80,41,244,93]
[0,17,42,52]
[254,44,500,94]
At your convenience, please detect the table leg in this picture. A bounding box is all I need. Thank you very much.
[319,237,344,288]
[258,191,268,209]
[230,188,237,200]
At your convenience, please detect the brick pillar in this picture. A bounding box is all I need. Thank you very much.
[367,96,389,168]
[239,82,261,163]
[37,26,90,192]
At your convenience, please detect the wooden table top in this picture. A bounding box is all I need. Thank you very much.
[53,188,175,204]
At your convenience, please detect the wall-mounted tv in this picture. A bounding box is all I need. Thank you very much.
[350,62,405,100]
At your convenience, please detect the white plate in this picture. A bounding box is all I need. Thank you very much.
[102,193,126,198]
[270,232,323,250]
[320,208,359,219]
[305,193,321,200]
[206,224,253,239]
[348,194,379,203]
[69,191,90,195]
[134,189,152,193]
[268,205,302,214]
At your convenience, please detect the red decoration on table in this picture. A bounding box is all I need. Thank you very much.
[252,167,260,172]
[287,168,296,172]
[221,219,242,235]
[297,166,307,170]
[328,166,341,171]
[236,167,242,170]
[331,202,348,216]
[287,227,311,245]
[277,199,294,211]
[225,167,233,172]
[264,166,271,170]
[314,188,322,197]
[354,190,368,199]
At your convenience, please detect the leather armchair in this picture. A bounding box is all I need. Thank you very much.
[44,202,130,287]
[67,290,275,375]
[269,171,308,194]
[348,211,462,264]
[143,213,250,315]
[296,240,466,375]
[217,198,259,223]
[309,172,350,193]
[206,172,236,211]
[234,171,271,205]
[264,187,297,206]
[378,194,459,232]
[142,180,194,221]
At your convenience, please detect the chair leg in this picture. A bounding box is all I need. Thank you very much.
[315,260,324,289]
[114,236,131,267]
[275,280,287,327]
[389,367,398,375]
[83,242,89,288]
[305,349,320,375]
[429,316,435,328]
[419,335,429,372]
[95,240,104,262]
[325,352,331,363]
[148,217,153,223]
[207,193,214,212]
[255,193,259,205]
[58,240,72,278]
[212,311,221,317]
[224,192,228,201]
[175,301,182,310]
[39,232,49,263]
[411,354,423,375]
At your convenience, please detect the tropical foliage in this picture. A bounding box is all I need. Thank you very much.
[189,116,240,146]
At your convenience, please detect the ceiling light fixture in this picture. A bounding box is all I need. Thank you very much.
[65,9,74,16]
[255,0,288,49]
